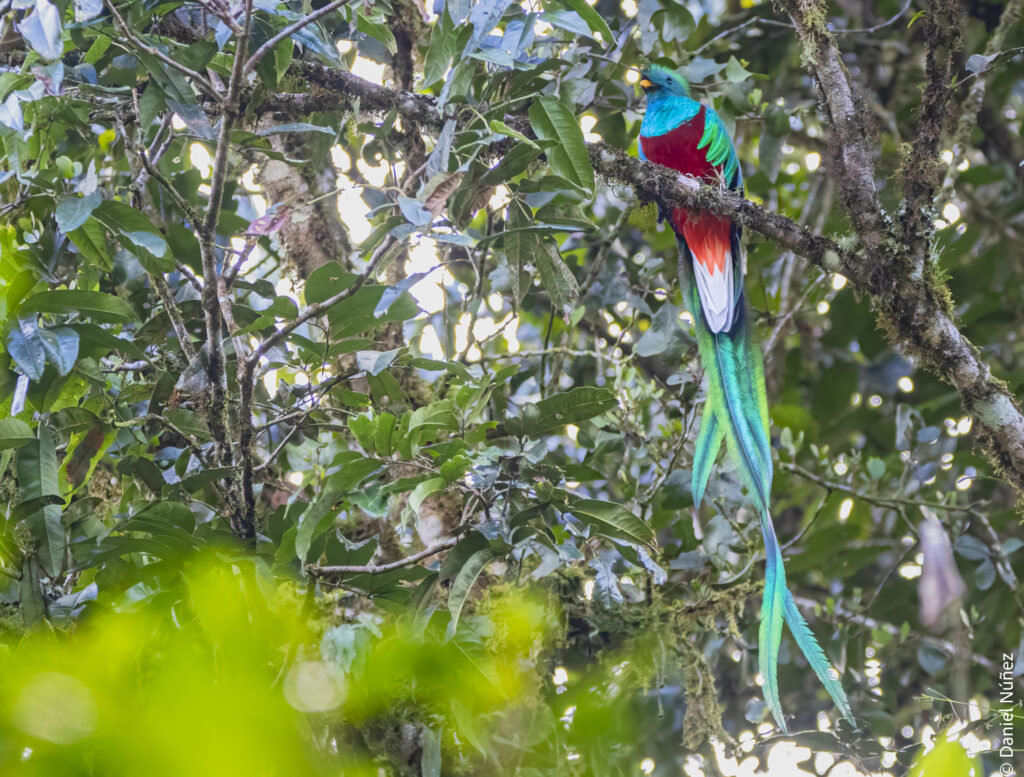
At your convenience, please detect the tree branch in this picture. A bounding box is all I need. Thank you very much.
[937,0,1024,203]
[308,538,458,576]
[898,0,965,272]
[777,0,890,254]
[105,0,223,103]
[195,0,253,537]
[243,0,346,74]
[148,272,198,365]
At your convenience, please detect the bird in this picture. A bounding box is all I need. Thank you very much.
[635,63,853,733]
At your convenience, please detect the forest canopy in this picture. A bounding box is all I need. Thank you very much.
[0,0,1023,775]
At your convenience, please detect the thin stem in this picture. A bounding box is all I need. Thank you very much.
[243,0,347,74]
[309,538,459,576]
[104,0,223,103]
[149,273,198,364]
[781,461,978,514]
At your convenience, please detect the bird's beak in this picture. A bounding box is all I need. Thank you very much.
[639,78,653,91]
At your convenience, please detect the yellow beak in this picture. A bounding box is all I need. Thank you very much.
[639,78,653,90]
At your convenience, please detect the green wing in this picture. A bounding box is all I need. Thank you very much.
[697,108,741,187]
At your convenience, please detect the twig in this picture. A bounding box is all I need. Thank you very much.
[105,0,223,103]
[937,0,1024,203]
[778,0,889,255]
[791,594,1007,678]
[148,272,198,364]
[100,359,151,373]
[235,236,393,537]
[763,274,824,359]
[244,0,347,74]
[308,537,459,575]
[195,0,254,536]
[898,0,964,274]
[245,245,392,368]
[781,461,978,515]
[836,0,915,34]
[693,14,792,56]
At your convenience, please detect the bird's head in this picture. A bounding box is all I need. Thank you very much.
[638,64,691,100]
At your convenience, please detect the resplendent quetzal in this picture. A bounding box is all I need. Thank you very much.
[636,63,854,732]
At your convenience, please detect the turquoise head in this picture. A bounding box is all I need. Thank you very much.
[638,64,699,134]
[639,64,691,100]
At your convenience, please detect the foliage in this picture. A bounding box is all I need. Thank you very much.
[0,0,1022,775]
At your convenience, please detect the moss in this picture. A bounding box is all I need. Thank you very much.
[680,639,727,749]
[544,566,759,749]
[0,603,22,644]
[628,202,659,232]
[789,0,830,67]
[923,261,956,318]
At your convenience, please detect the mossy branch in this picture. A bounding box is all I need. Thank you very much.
[899,0,965,271]
[777,0,890,255]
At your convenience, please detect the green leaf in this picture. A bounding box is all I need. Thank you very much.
[38,326,79,375]
[356,348,401,376]
[0,417,34,450]
[866,457,886,480]
[590,554,624,608]
[488,120,540,150]
[174,467,234,495]
[69,323,146,359]
[347,414,375,451]
[16,425,65,577]
[258,123,336,136]
[137,82,166,128]
[725,56,752,83]
[51,407,101,436]
[909,738,978,777]
[20,290,136,323]
[92,201,172,271]
[63,425,110,490]
[569,499,654,545]
[55,192,101,233]
[482,142,542,185]
[7,317,46,380]
[166,409,210,441]
[758,104,789,183]
[446,547,497,639]
[295,480,345,563]
[503,200,534,307]
[20,557,46,627]
[528,96,595,195]
[422,9,457,86]
[522,386,617,436]
[421,726,442,777]
[680,57,725,83]
[409,477,446,515]
[357,13,398,54]
[68,219,112,270]
[294,459,380,562]
[83,35,111,65]
[304,264,421,336]
[257,38,293,89]
[560,0,614,42]
[536,240,579,318]
[134,50,214,140]
[374,411,397,456]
